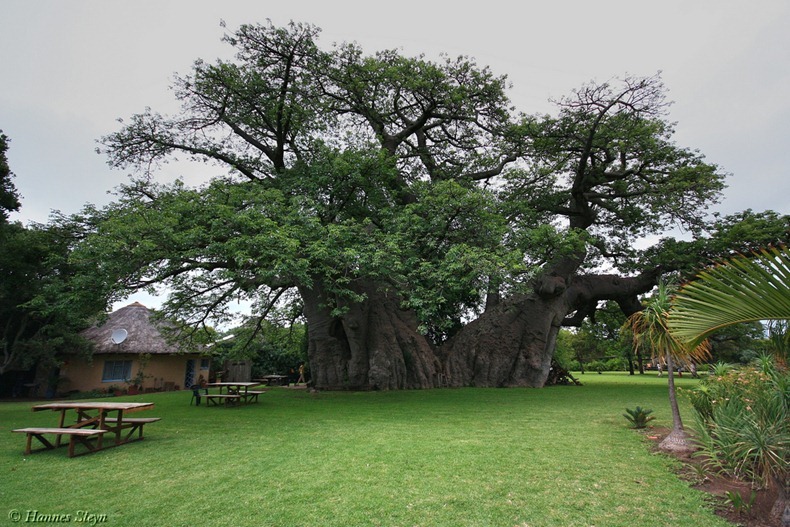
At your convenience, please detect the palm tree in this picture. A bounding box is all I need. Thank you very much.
[624,281,710,453]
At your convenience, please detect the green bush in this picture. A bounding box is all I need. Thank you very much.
[606,358,626,371]
[688,358,789,489]
[588,360,606,373]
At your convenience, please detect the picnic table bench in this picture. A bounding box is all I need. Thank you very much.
[13,427,108,457]
[102,417,162,441]
[242,390,266,403]
[255,375,289,386]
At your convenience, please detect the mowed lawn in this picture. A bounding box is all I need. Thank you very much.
[1,374,731,527]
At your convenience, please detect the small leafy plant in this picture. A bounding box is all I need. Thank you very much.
[725,490,756,515]
[685,462,709,485]
[623,406,656,429]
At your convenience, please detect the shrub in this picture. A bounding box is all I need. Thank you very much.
[623,406,656,429]
[688,359,789,489]
[588,360,606,374]
[67,389,115,400]
[725,490,756,516]
[708,361,734,377]
[605,358,626,371]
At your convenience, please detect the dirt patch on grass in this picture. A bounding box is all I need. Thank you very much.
[642,427,783,527]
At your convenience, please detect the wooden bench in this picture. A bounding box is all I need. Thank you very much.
[102,417,162,442]
[204,394,241,406]
[241,390,266,403]
[13,427,108,458]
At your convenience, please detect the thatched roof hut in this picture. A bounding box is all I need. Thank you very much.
[81,302,183,355]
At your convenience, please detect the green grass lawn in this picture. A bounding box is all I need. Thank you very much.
[1,373,730,527]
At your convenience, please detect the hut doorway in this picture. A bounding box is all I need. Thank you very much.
[184,359,195,389]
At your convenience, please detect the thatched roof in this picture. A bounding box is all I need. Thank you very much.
[81,302,188,355]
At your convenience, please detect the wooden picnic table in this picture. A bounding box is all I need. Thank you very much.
[204,382,265,406]
[13,401,159,457]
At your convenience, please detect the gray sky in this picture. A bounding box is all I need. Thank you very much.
[2,0,789,308]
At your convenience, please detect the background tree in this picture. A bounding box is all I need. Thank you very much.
[703,321,766,364]
[580,301,632,372]
[207,316,307,381]
[0,131,22,221]
[552,329,576,371]
[560,303,631,374]
[0,133,107,392]
[0,215,110,390]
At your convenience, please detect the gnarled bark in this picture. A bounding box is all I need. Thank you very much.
[299,280,438,390]
[441,269,660,388]
[301,263,659,390]
[440,292,566,387]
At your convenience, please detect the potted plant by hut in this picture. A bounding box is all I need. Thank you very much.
[107,384,124,397]
[126,377,142,395]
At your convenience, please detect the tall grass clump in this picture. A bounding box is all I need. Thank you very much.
[687,356,789,514]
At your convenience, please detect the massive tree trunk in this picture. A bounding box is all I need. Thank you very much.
[300,263,658,390]
[441,269,659,388]
[299,280,438,390]
[440,289,570,388]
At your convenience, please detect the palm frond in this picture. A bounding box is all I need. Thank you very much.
[624,280,710,364]
[670,246,790,346]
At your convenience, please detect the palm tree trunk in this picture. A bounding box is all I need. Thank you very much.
[665,353,683,431]
[659,353,693,453]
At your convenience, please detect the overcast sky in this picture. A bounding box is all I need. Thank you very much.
[2,1,789,308]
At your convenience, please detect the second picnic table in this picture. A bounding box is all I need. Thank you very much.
[204,382,265,406]
[254,375,289,386]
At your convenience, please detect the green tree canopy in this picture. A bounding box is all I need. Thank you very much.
[0,219,109,375]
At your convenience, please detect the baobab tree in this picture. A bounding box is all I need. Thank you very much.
[83,20,786,389]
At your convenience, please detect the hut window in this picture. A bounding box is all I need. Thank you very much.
[102,360,132,382]
[200,359,210,370]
